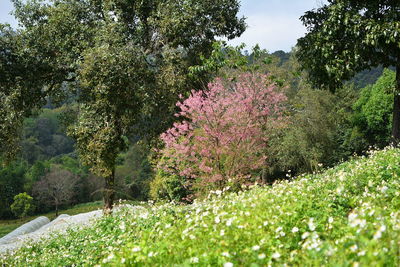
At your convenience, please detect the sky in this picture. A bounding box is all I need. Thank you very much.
[0,0,326,53]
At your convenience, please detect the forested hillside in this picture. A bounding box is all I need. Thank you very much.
[0,0,399,265]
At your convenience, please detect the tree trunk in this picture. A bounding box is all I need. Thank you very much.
[55,201,59,217]
[103,169,115,215]
[393,63,400,146]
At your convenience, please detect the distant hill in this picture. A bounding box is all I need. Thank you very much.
[271,50,390,89]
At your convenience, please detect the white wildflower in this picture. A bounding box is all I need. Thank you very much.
[222,252,230,257]
[190,257,199,263]
[308,218,316,231]
[272,252,281,259]
[258,253,266,259]
[357,250,366,256]
[132,247,141,252]
[226,218,233,226]
[302,232,310,239]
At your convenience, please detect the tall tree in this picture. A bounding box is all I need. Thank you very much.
[0,0,245,212]
[296,0,400,143]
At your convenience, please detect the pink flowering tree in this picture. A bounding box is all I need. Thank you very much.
[158,73,286,195]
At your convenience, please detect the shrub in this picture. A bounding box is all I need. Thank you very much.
[10,192,35,218]
[149,169,190,202]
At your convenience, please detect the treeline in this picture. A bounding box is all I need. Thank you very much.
[0,46,395,219]
[148,48,395,201]
[0,108,152,218]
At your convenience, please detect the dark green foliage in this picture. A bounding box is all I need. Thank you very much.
[350,66,384,89]
[347,69,395,152]
[115,142,154,200]
[0,161,28,218]
[297,0,399,91]
[21,108,74,164]
[297,0,400,141]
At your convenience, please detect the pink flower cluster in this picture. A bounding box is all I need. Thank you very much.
[159,73,286,190]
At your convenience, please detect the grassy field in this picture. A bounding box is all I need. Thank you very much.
[0,201,104,238]
[1,147,400,266]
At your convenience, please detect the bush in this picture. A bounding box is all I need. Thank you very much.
[10,192,35,218]
[149,169,190,202]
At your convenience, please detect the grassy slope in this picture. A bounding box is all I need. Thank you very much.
[1,148,400,266]
[0,201,104,238]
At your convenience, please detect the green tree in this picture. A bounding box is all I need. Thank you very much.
[297,0,400,143]
[348,69,395,151]
[0,161,27,219]
[1,0,245,212]
[10,192,35,218]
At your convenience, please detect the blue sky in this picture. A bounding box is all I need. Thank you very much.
[0,0,326,52]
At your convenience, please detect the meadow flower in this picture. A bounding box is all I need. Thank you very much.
[292,227,299,233]
[350,244,358,252]
[357,250,366,256]
[224,262,233,267]
[132,247,141,252]
[271,252,281,259]
[222,252,230,257]
[302,232,310,239]
[190,257,199,263]
[252,245,260,251]
[258,253,266,259]
[308,218,316,231]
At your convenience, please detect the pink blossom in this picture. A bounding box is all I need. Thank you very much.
[158,73,287,191]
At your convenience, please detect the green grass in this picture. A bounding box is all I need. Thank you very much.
[0,201,104,238]
[1,148,400,266]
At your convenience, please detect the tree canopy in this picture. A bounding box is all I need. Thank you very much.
[0,0,245,211]
[297,0,400,142]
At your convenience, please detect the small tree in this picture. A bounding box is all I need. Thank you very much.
[32,165,79,216]
[157,73,286,196]
[10,192,35,218]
